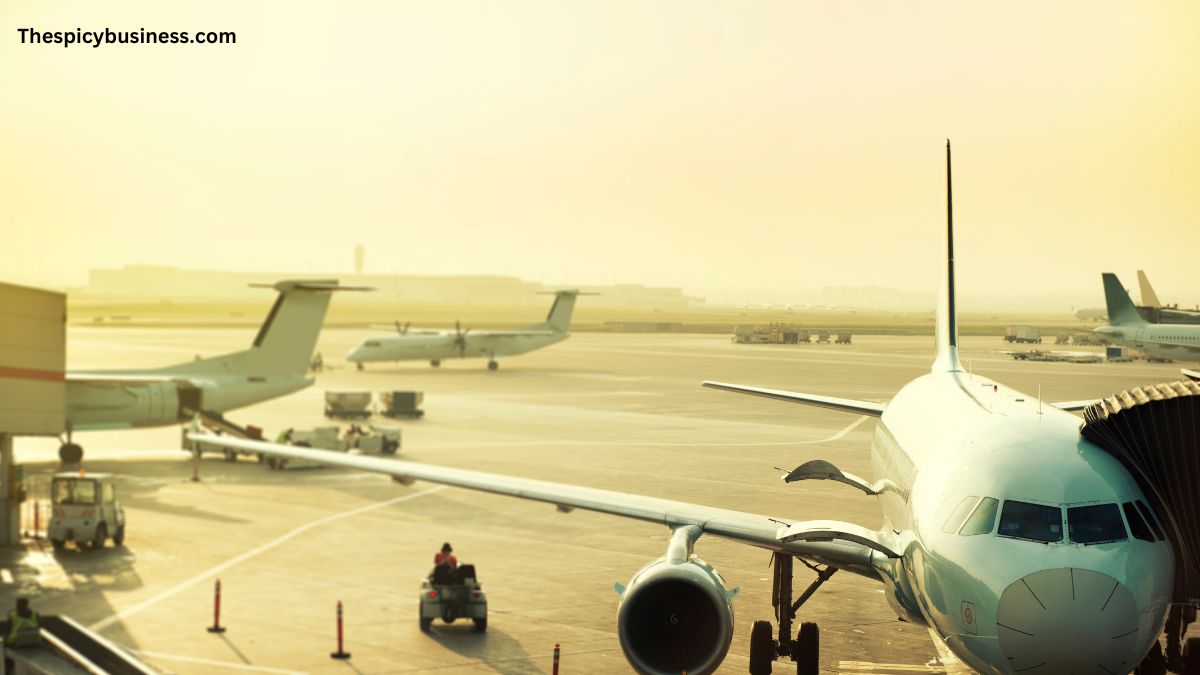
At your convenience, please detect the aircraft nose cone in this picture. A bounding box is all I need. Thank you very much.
[997,567,1139,673]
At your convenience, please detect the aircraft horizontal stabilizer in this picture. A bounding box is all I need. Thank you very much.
[702,381,885,417]
[1183,368,1200,383]
[248,280,374,292]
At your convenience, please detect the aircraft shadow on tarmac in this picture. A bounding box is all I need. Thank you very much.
[426,624,541,675]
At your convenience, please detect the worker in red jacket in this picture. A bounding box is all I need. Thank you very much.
[434,542,457,570]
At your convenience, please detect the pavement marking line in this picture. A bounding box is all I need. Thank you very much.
[837,662,941,672]
[129,650,308,674]
[796,414,870,445]
[925,627,969,672]
[89,486,445,632]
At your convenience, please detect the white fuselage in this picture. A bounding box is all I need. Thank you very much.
[347,331,568,364]
[1095,323,1200,362]
[871,370,1173,673]
[66,374,312,430]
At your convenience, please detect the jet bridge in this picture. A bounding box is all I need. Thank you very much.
[1081,380,1200,604]
[0,282,66,546]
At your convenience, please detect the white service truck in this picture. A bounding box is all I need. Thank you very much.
[48,473,126,551]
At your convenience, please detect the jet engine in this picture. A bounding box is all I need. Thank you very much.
[616,548,735,675]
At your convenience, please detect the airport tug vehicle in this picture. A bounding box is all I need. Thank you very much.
[48,472,126,551]
[419,564,488,632]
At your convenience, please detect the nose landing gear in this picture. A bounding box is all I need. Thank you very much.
[748,553,833,675]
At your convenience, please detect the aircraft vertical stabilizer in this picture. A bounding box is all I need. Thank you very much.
[160,280,349,376]
[1137,270,1163,308]
[1101,274,1149,327]
[537,290,588,332]
[932,140,964,373]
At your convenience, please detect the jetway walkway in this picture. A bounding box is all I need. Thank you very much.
[1082,379,1200,605]
[4,615,156,674]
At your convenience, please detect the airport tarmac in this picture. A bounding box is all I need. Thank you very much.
[3,328,1193,674]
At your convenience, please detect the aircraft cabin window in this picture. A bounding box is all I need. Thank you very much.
[1067,504,1127,544]
[1123,502,1155,542]
[1135,500,1167,541]
[942,496,979,534]
[998,500,1062,543]
[959,497,999,536]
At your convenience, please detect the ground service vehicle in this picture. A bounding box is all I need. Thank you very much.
[419,564,487,632]
[48,473,126,551]
[1003,324,1041,343]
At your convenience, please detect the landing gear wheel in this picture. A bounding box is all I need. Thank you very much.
[419,606,432,633]
[356,362,364,371]
[112,525,126,547]
[749,619,775,675]
[223,449,237,462]
[794,622,819,675]
[1184,637,1200,675]
[473,617,487,632]
[59,443,83,465]
[51,539,65,552]
[91,523,107,550]
[430,359,441,368]
[487,360,498,371]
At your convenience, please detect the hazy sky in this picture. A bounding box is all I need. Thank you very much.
[3,2,1198,305]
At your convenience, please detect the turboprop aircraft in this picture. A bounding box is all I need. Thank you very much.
[191,144,1184,675]
[346,289,589,370]
[63,279,362,463]
[1094,274,1200,363]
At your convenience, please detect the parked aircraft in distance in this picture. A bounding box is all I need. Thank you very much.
[1095,274,1200,362]
[64,280,364,463]
[195,144,1183,675]
[346,290,590,371]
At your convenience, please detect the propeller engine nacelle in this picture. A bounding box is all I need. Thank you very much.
[616,555,735,675]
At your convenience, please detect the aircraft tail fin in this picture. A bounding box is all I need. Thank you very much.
[535,290,592,332]
[1137,270,1162,308]
[162,280,367,376]
[932,140,964,373]
[1102,273,1149,327]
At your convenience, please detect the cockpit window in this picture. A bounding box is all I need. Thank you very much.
[942,496,979,534]
[959,497,999,536]
[998,500,1062,543]
[364,341,382,347]
[1123,502,1155,542]
[1067,504,1127,544]
[1135,500,1166,541]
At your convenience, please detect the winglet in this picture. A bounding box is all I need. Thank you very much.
[933,140,964,373]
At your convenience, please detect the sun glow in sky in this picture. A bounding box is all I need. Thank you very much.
[3,2,1198,305]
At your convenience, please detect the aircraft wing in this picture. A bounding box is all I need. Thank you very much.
[1183,368,1200,383]
[702,381,887,417]
[471,330,556,338]
[1051,400,1096,412]
[186,433,891,578]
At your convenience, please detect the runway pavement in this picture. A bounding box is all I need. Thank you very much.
[2,328,1190,674]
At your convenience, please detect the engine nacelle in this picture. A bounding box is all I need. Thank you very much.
[616,555,735,675]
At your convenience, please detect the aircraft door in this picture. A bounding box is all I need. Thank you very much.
[178,386,203,418]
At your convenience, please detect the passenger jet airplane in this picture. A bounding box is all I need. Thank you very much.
[193,145,1175,675]
[1095,273,1200,363]
[346,289,589,370]
[64,279,361,463]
